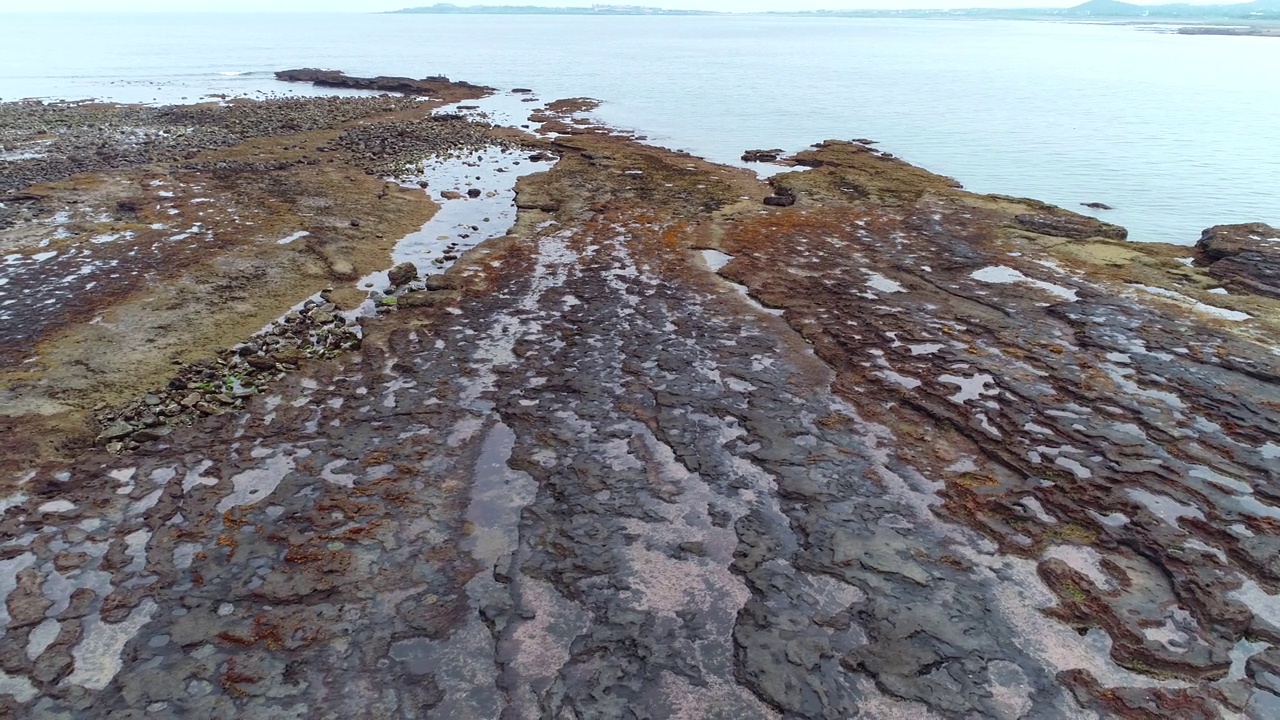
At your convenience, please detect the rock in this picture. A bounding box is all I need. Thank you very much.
[194,402,223,416]
[1013,213,1128,241]
[98,422,134,441]
[467,188,482,198]
[388,262,419,288]
[143,394,162,406]
[245,356,277,371]
[133,427,172,443]
[272,347,305,363]
[400,290,460,308]
[424,274,458,291]
[1196,223,1280,298]
[1198,222,1280,259]
[274,68,490,95]
[764,195,795,207]
[440,191,464,200]
[350,219,362,227]
[1081,202,1114,210]
[742,149,783,163]
[511,88,534,94]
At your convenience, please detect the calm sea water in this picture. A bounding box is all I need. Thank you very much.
[1,13,1277,244]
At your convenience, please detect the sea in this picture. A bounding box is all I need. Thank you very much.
[1,12,1277,244]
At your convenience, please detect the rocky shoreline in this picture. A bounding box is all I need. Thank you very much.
[2,72,1280,718]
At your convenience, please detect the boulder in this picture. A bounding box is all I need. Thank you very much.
[440,191,464,200]
[388,262,419,288]
[467,188,482,198]
[764,195,796,208]
[1081,202,1114,210]
[1196,223,1280,298]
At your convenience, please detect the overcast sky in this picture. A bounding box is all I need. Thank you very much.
[0,0,1229,11]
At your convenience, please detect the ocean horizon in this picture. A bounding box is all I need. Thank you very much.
[3,12,1279,241]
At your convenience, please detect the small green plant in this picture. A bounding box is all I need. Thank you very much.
[1061,583,1087,602]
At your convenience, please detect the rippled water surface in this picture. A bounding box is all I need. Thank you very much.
[1,13,1277,243]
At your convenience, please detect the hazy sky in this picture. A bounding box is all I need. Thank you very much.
[0,0,1230,11]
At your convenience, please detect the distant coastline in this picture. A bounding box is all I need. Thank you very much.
[390,3,716,15]
[389,0,1280,34]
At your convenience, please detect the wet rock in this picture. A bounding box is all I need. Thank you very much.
[466,188,482,198]
[387,262,419,288]
[274,68,491,95]
[1081,201,1114,210]
[244,355,277,371]
[1196,222,1280,298]
[424,274,458,291]
[97,422,134,441]
[133,427,172,443]
[1013,212,1127,240]
[742,149,783,163]
[400,290,459,308]
[6,568,52,628]
[193,402,224,416]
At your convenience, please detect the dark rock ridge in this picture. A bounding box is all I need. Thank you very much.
[742,148,784,163]
[1197,222,1280,298]
[274,68,491,95]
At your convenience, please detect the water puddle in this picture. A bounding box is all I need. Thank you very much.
[389,420,538,715]
[1132,284,1251,322]
[354,90,561,298]
[970,265,1078,302]
[356,147,556,291]
[697,249,784,316]
[465,421,537,567]
[863,270,906,293]
[1126,488,1204,529]
[699,248,734,272]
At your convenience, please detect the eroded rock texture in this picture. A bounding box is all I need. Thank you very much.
[3,108,1280,719]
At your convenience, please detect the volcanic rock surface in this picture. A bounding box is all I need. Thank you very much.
[2,77,1280,719]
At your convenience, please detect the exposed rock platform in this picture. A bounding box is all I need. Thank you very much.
[2,75,1280,718]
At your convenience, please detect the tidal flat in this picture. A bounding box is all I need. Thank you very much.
[1,71,1279,718]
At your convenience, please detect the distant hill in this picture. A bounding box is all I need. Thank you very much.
[389,0,1280,20]
[390,3,719,14]
[1059,0,1280,17]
